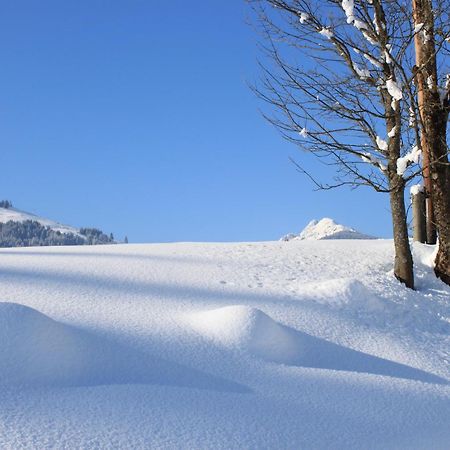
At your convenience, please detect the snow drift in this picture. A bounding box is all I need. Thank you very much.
[297,277,385,311]
[188,305,300,363]
[0,302,129,387]
[0,302,248,392]
[188,304,447,385]
[0,302,98,386]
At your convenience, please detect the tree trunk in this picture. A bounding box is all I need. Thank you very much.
[427,114,450,284]
[412,20,437,245]
[412,191,426,243]
[389,181,414,289]
[412,0,450,285]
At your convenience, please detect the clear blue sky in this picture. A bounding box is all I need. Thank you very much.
[0,0,395,242]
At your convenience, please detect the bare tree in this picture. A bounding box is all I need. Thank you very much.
[411,0,450,285]
[248,0,450,289]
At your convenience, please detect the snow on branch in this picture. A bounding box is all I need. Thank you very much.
[360,151,387,172]
[397,145,421,177]
[385,78,403,101]
[376,136,388,152]
[319,27,334,39]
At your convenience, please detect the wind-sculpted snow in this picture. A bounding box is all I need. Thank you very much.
[188,305,300,363]
[0,240,448,449]
[0,302,248,392]
[187,305,447,384]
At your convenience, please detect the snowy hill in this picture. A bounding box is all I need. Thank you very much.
[282,217,376,241]
[0,202,115,247]
[0,205,80,236]
[0,239,448,449]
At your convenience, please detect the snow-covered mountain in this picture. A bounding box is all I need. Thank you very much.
[281,218,376,241]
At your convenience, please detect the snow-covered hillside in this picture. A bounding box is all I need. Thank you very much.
[0,240,449,449]
[282,217,377,241]
[0,205,80,236]
[0,204,115,247]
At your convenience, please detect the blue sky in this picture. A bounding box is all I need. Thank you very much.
[0,0,394,242]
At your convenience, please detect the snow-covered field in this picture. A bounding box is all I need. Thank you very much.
[0,239,449,449]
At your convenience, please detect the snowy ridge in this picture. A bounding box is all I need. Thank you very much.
[0,206,81,236]
[282,217,376,241]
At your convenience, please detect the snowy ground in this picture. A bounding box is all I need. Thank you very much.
[0,240,449,449]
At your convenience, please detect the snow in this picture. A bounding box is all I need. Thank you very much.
[279,232,297,242]
[363,52,383,68]
[409,106,417,127]
[421,28,431,44]
[360,152,387,172]
[376,135,388,151]
[319,27,333,39]
[187,305,300,364]
[388,126,397,138]
[410,183,424,197]
[397,145,421,177]
[353,63,370,79]
[414,23,424,34]
[342,0,355,24]
[385,78,403,101]
[299,12,309,24]
[362,30,377,45]
[440,74,450,104]
[354,19,368,31]
[384,49,393,64]
[0,303,132,387]
[0,206,81,236]
[283,217,377,241]
[0,239,449,449]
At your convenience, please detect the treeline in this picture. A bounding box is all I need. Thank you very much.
[79,227,115,245]
[0,200,12,209]
[0,220,115,248]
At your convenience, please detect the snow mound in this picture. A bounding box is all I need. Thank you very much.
[188,305,300,363]
[0,302,134,387]
[413,241,439,269]
[0,302,247,392]
[282,218,376,241]
[299,278,385,312]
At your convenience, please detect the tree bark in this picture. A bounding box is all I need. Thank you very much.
[412,15,437,245]
[384,70,414,290]
[412,191,426,243]
[427,112,450,284]
[412,0,450,285]
[389,178,415,289]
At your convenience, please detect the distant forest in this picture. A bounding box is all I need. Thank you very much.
[0,220,115,248]
[0,200,13,209]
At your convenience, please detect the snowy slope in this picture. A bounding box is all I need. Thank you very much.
[282,217,376,241]
[0,206,81,236]
[0,240,449,449]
